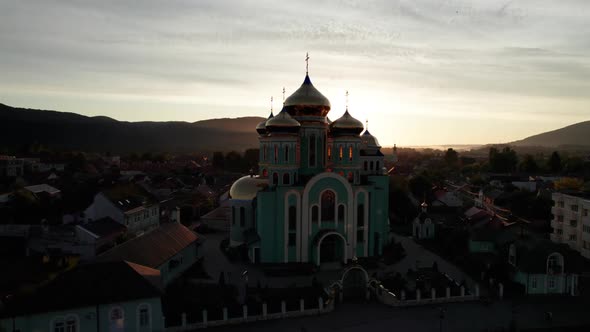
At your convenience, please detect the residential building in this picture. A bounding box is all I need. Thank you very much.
[76,217,128,256]
[98,222,199,286]
[0,261,164,332]
[229,70,389,265]
[550,192,590,259]
[0,155,24,177]
[84,184,159,236]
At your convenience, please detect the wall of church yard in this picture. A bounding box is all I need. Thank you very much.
[514,272,574,295]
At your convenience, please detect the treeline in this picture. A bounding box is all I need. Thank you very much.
[211,149,259,173]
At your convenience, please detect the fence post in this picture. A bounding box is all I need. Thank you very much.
[446,287,450,299]
[431,288,436,300]
[318,297,324,311]
[281,301,286,316]
[499,283,504,299]
[416,289,421,301]
[223,307,228,321]
[181,312,187,327]
[401,289,406,301]
[162,316,166,328]
[243,305,248,319]
[202,309,208,327]
[263,302,267,317]
[460,286,465,297]
[300,298,305,312]
[475,284,480,298]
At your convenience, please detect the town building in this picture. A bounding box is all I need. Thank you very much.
[0,155,24,177]
[412,202,435,240]
[76,217,128,256]
[228,69,389,265]
[0,261,164,332]
[84,184,160,237]
[98,222,199,286]
[550,192,590,258]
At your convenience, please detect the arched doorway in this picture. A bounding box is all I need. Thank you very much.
[316,232,347,267]
[341,266,368,300]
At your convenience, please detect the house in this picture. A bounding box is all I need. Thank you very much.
[413,202,435,240]
[84,184,159,237]
[23,183,61,199]
[550,191,590,259]
[431,189,463,208]
[76,217,128,256]
[0,261,164,332]
[98,222,199,286]
[468,218,516,254]
[509,239,582,295]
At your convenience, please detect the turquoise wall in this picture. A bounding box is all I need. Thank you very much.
[513,272,572,295]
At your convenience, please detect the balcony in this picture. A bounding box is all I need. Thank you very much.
[550,220,563,230]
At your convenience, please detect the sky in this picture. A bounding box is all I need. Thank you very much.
[1,0,589,147]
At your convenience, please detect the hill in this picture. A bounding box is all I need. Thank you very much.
[510,121,590,148]
[0,103,263,153]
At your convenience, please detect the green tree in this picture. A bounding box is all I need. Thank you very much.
[519,154,538,173]
[489,146,518,173]
[547,151,562,173]
[444,148,459,167]
[212,151,225,169]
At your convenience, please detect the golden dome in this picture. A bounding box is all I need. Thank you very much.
[256,111,273,135]
[230,175,268,200]
[284,75,331,117]
[265,108,301,131]
[331,110,364,134]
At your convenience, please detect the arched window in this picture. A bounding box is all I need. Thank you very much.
[283,173,290,185]
[364,161,368,171]
[348,172,354,183]
[312,206,319,224]
[321,191,335,221]
[263,144,267,161]
[262,169,268,177]
[240,207,245,227]
[327,145,332,161]
[309,135,316,166]
[547,253,564,274]
[376,161,380,171]
[109,307,124,331]
[273,172,278,185]
[231,207,235,225]
[349,145,353,161]
[357,204,364,227]
[338,204,345,223]
[284,145,289,162]
[138,304,151,329]
[289,206,297,230]
[370,161,374,170]
[274,145,278,163]
[339,145,343,161]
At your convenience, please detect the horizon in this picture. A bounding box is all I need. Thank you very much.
[1,1,589,146]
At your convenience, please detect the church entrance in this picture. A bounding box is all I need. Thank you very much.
[341,267,368,300]
[317,233,346,267]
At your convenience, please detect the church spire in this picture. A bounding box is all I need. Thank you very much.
[305,52,310,75]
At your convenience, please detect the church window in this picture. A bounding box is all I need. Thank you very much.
[240,207,245,227]
[376,161,380,171]
[262,169,268,177]
[263,145,267,161]
[138,305,150,327]
[347,172,353,183]
[289,206,297,230]
[370,161,374,170]
[339,145,343,161]
[231,207,235,225]
[357,204,364,227]
[349,145,353,161]
[273,172,278,185]
[327,145,332,161]
[321,191,335,221]
[274,145,278,163]
[285,145,289,162]
[364,161,368,171]
[288,233,296,246]
[53,319,65,332]
[338,204,345,223]
[283,173,290,185]
[109,307,124,330]
[312,206,319,224]
[309,135,316,167]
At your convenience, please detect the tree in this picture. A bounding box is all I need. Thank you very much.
[547,151,562,173]
[212,151,225,169]
[489,146,518,173]
[444,148,459,168]
[554,177,584,191]
[519,154,538,173]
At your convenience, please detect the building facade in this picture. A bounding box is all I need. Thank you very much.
[228,71,389,265]
[550,192,590,259]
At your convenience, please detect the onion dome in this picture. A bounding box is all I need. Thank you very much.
[265,107,301,133]
[230,175,268,200]
[330,110,364,135]
[284,75,331,117]
[361,130,382,148]
[256,111,273,135]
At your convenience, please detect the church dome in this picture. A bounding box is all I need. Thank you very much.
[230,175,268,200]
[265,107,301,133]
[330,110,364,135]
[284,75,331,117]
[256,111,273,135]
[361,130,381,148]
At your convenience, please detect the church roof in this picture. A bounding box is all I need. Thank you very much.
[331,110,364,135]
[265,107,301,131]
[284,74,331,108]
[229,175,268,200]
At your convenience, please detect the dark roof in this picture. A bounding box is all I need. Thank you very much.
[99,222,198,268]
[484,189,504,200]
[78,217,127,238]
[470,219,516,245]
[0,261,161,317]
[103,184,158,212]
[514,239,584,274]
[417,211,431,223]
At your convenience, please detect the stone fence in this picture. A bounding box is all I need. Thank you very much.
[373,283,504,307]
[166,297,333,331]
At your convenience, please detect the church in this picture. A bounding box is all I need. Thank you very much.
[229,62,389,265]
